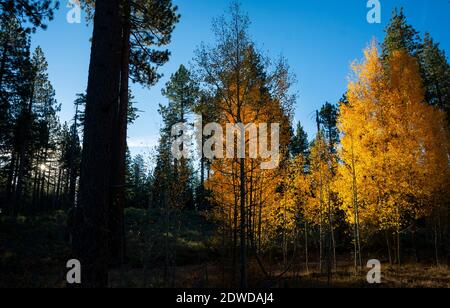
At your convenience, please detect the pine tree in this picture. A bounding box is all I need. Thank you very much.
[318,103,339,275]
[319,102,339,153]
[60,97,83,209]
[192,92,219,210]
[128,154,150,209]
[418,33,450,123]
[108,0,180,267]
[74,0,124,288]
[151,64,198,213]
[29,47,60,211]
[290,121,309,159]
[0,16,30,206]
[381,8,420,60]
[7,46,58,214]
[160,64,198,210]
[152,118,179,284]
[161,65,199,125]
[382,9,450,123]
[0,0,59,32]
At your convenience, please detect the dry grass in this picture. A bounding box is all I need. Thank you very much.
[108,262,450,288]
[381,264,450,288]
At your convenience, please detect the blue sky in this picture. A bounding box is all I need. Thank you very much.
[30,0,450,156]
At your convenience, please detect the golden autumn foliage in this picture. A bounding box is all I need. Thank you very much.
[197,4,450,275]
[337,42,450,234]
[204,40,449,273]
[304,133,337,227]
[205,85,293,252]
[272,157,309,233]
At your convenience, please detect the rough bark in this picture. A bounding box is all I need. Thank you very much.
[73,0,123,288]
[109,0,131,268]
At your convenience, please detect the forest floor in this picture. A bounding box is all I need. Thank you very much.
[0,211,70,287]
[108,262,450,288]
[1,210,449,288]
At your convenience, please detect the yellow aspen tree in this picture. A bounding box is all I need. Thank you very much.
[337,41,449,265]
[304,132,337,272]
[271,155,310,266]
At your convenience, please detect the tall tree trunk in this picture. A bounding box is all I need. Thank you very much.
[230,160,238,286]
[239,156,247,288]
[283,195,287,266]
[39,169,46,210]
[15,70,37,215]
[248,166,254,261]
[32,155,41,210]
[434,218,440,266]
[351,137,362,271]
[232,165,238,287]
[326,122,337,272]
[235,24,247,287]
[34,167,41,213]
[316,111,323,274]
[109,0,131,268]
[73,0,123,288]
[163,188,170,285]
[39,150,48,210]
[327,185,336,272]
[319,191,323,273]
[385,231,392,265]
[199,134,205,210]
[395,201,401,267]
[6,152,17,210]
[257,187,262,253]
[54,167,62,209]
[15,142,29,216]
[46,168,52,210]
[68,102,80,208]
[68,166,77,207]
[396,227,401,266]
[304,222,309,274]
[411,219,419,263]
